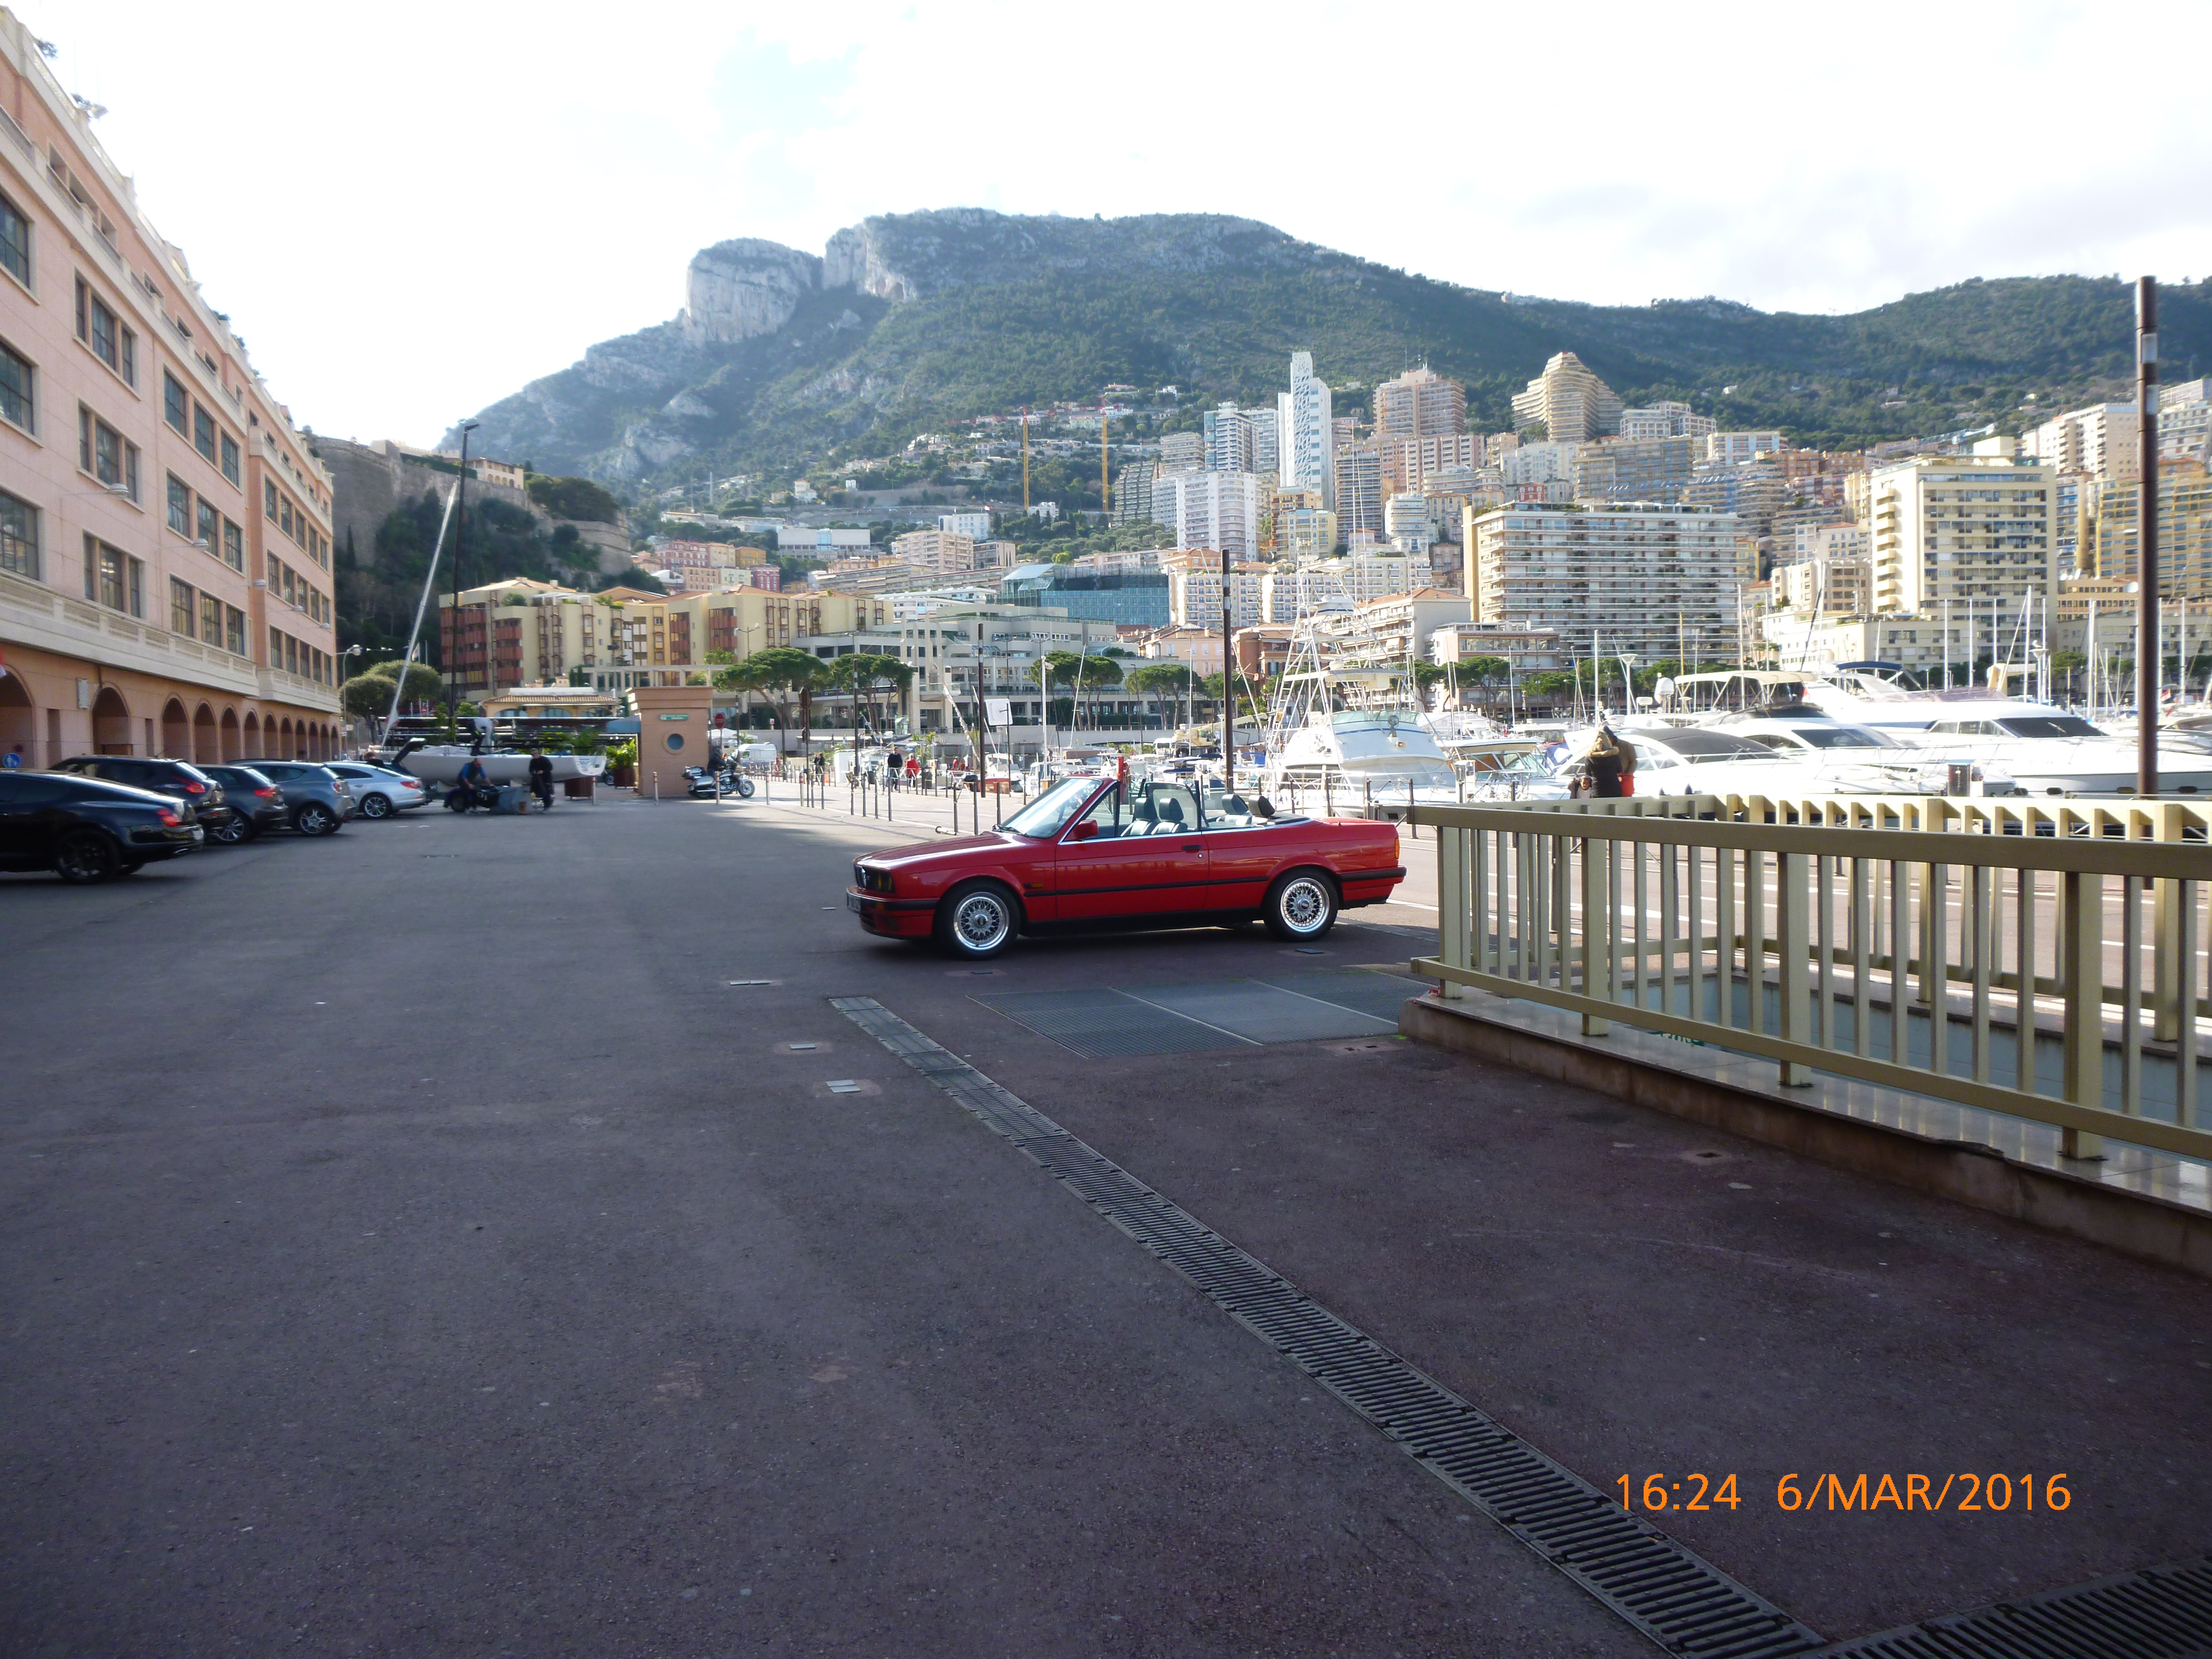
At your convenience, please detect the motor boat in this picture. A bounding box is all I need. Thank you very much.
[1796,669,2212,794]
[1709,711,2018,795]
[1262,707,1468,814]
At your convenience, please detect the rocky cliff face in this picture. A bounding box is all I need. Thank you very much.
[680,239,824,345]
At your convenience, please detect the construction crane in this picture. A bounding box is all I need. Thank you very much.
[1100,405,1110,518]
[1020,407,1031,510]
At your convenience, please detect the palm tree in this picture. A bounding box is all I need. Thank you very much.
[1125,661,1196,733]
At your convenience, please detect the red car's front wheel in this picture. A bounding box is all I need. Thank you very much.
[936,880,1019,960]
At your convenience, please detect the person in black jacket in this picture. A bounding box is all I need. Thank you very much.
[527,749,554,812]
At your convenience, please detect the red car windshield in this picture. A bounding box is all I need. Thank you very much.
[1001,777,1100,838]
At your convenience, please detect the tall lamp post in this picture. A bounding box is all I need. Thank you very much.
[445,421,478,743]
[2137,278,2161,796]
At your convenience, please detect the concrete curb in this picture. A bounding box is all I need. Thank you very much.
[1400,991,2212,1281]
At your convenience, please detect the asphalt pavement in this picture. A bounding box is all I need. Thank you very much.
[3,792,2209,1657]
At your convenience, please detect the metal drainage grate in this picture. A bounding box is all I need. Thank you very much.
[1808,1557,2212,1658]
[830,995,1824,1659]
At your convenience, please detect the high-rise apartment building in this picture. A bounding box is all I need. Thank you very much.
[2159,380,2212,462]
[2084,458,2212,600]
[1509,351,1623,444]
[1617,401,1715,441]
[440,580,890,694]
[1277,351,1334,510]
[1202,402,1277,477]
[1157,471,1264,558]
[1865,456,2056,618]
[939,510,992,539]
[1158,431,1205,473]
[889,529,978,576]
[0,16,343,765]
[1373,366,1467,441]
[1332,446,1386,544]
[1465,503,1750,659]
[1706,431,1784,464]
[2021,403,2140,481]
[1571,436,1699,504]
[1111,459,1159,527]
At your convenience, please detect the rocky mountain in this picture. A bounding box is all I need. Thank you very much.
[451,209,2212,492]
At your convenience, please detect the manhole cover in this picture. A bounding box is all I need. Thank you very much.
[825,1080,862,1094]
[789,1043,817,1051]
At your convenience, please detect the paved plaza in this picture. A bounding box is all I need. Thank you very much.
[4,793,2210,1657]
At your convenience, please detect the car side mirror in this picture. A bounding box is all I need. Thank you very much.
[1066,819,1098,842]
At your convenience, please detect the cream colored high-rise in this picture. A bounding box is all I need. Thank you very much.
[1508,351,1623,444]
[1865,456,2056,619]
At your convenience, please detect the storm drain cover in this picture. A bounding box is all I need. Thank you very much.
[977,971,1419,1058]
[1808,1556,2212,1657]
[824,1080,861,1094]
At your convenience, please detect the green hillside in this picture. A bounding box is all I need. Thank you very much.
[453,212,2212,496]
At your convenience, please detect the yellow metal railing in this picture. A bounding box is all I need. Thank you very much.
[1409,793,2212,1165]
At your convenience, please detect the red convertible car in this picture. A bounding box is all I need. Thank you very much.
[845,773,1406,960]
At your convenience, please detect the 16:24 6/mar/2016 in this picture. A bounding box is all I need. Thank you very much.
[1615,1472,2072,1513]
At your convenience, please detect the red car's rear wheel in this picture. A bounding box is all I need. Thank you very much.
[1263,869,1337,941]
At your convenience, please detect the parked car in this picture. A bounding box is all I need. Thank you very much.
[51,756,237,840]
[846,773,1407,960]
[234,759,355,836]
[0,769,203,882]
[198,765,289,843]
[324,761,428,818]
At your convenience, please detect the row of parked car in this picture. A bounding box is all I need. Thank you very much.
[0,755,429,884]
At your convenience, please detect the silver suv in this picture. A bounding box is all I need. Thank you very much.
[235,759,357,836]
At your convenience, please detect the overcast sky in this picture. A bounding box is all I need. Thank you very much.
[44,1,2212,448]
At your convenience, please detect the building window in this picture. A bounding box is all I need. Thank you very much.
[222,517,243,571]
[85,535,140,616]
[193,403,216,464]
[197,496,218,552]
[201,592,221,644]
[225,604,246,656]
[167,472,191,534]
[220,432,240,485]
[0,189,28,288]
[171,576,196,637]
[0,488,37,580]
[264,479,277,517]
[0,339,31,435]
[285,634,299,676]
[269,625,281,665]
[74,276,133,384]
[163,372,187,434]
[80,405,135,498]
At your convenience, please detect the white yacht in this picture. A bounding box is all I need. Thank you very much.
[1263,707,1470,811]
[1796,673,2212,794]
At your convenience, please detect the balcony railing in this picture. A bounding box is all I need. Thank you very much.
[1411,793,2212,1165]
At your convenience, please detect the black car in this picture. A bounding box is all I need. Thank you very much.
[52,756,237,839]
[234,759,353,836]
[199,765,289,843]
[0,769,203,882]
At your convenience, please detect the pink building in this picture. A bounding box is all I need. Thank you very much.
[0,15,342,766]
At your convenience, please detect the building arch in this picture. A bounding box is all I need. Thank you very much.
[193,702,218,764]
[159,697,190,758]
[278,716,294,756]
[220,707,240,761]
[242,710,261,754]
[93,685,132,755]
[0,670,32,768]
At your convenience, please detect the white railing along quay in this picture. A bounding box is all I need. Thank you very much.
[1408,793,2212,1165]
